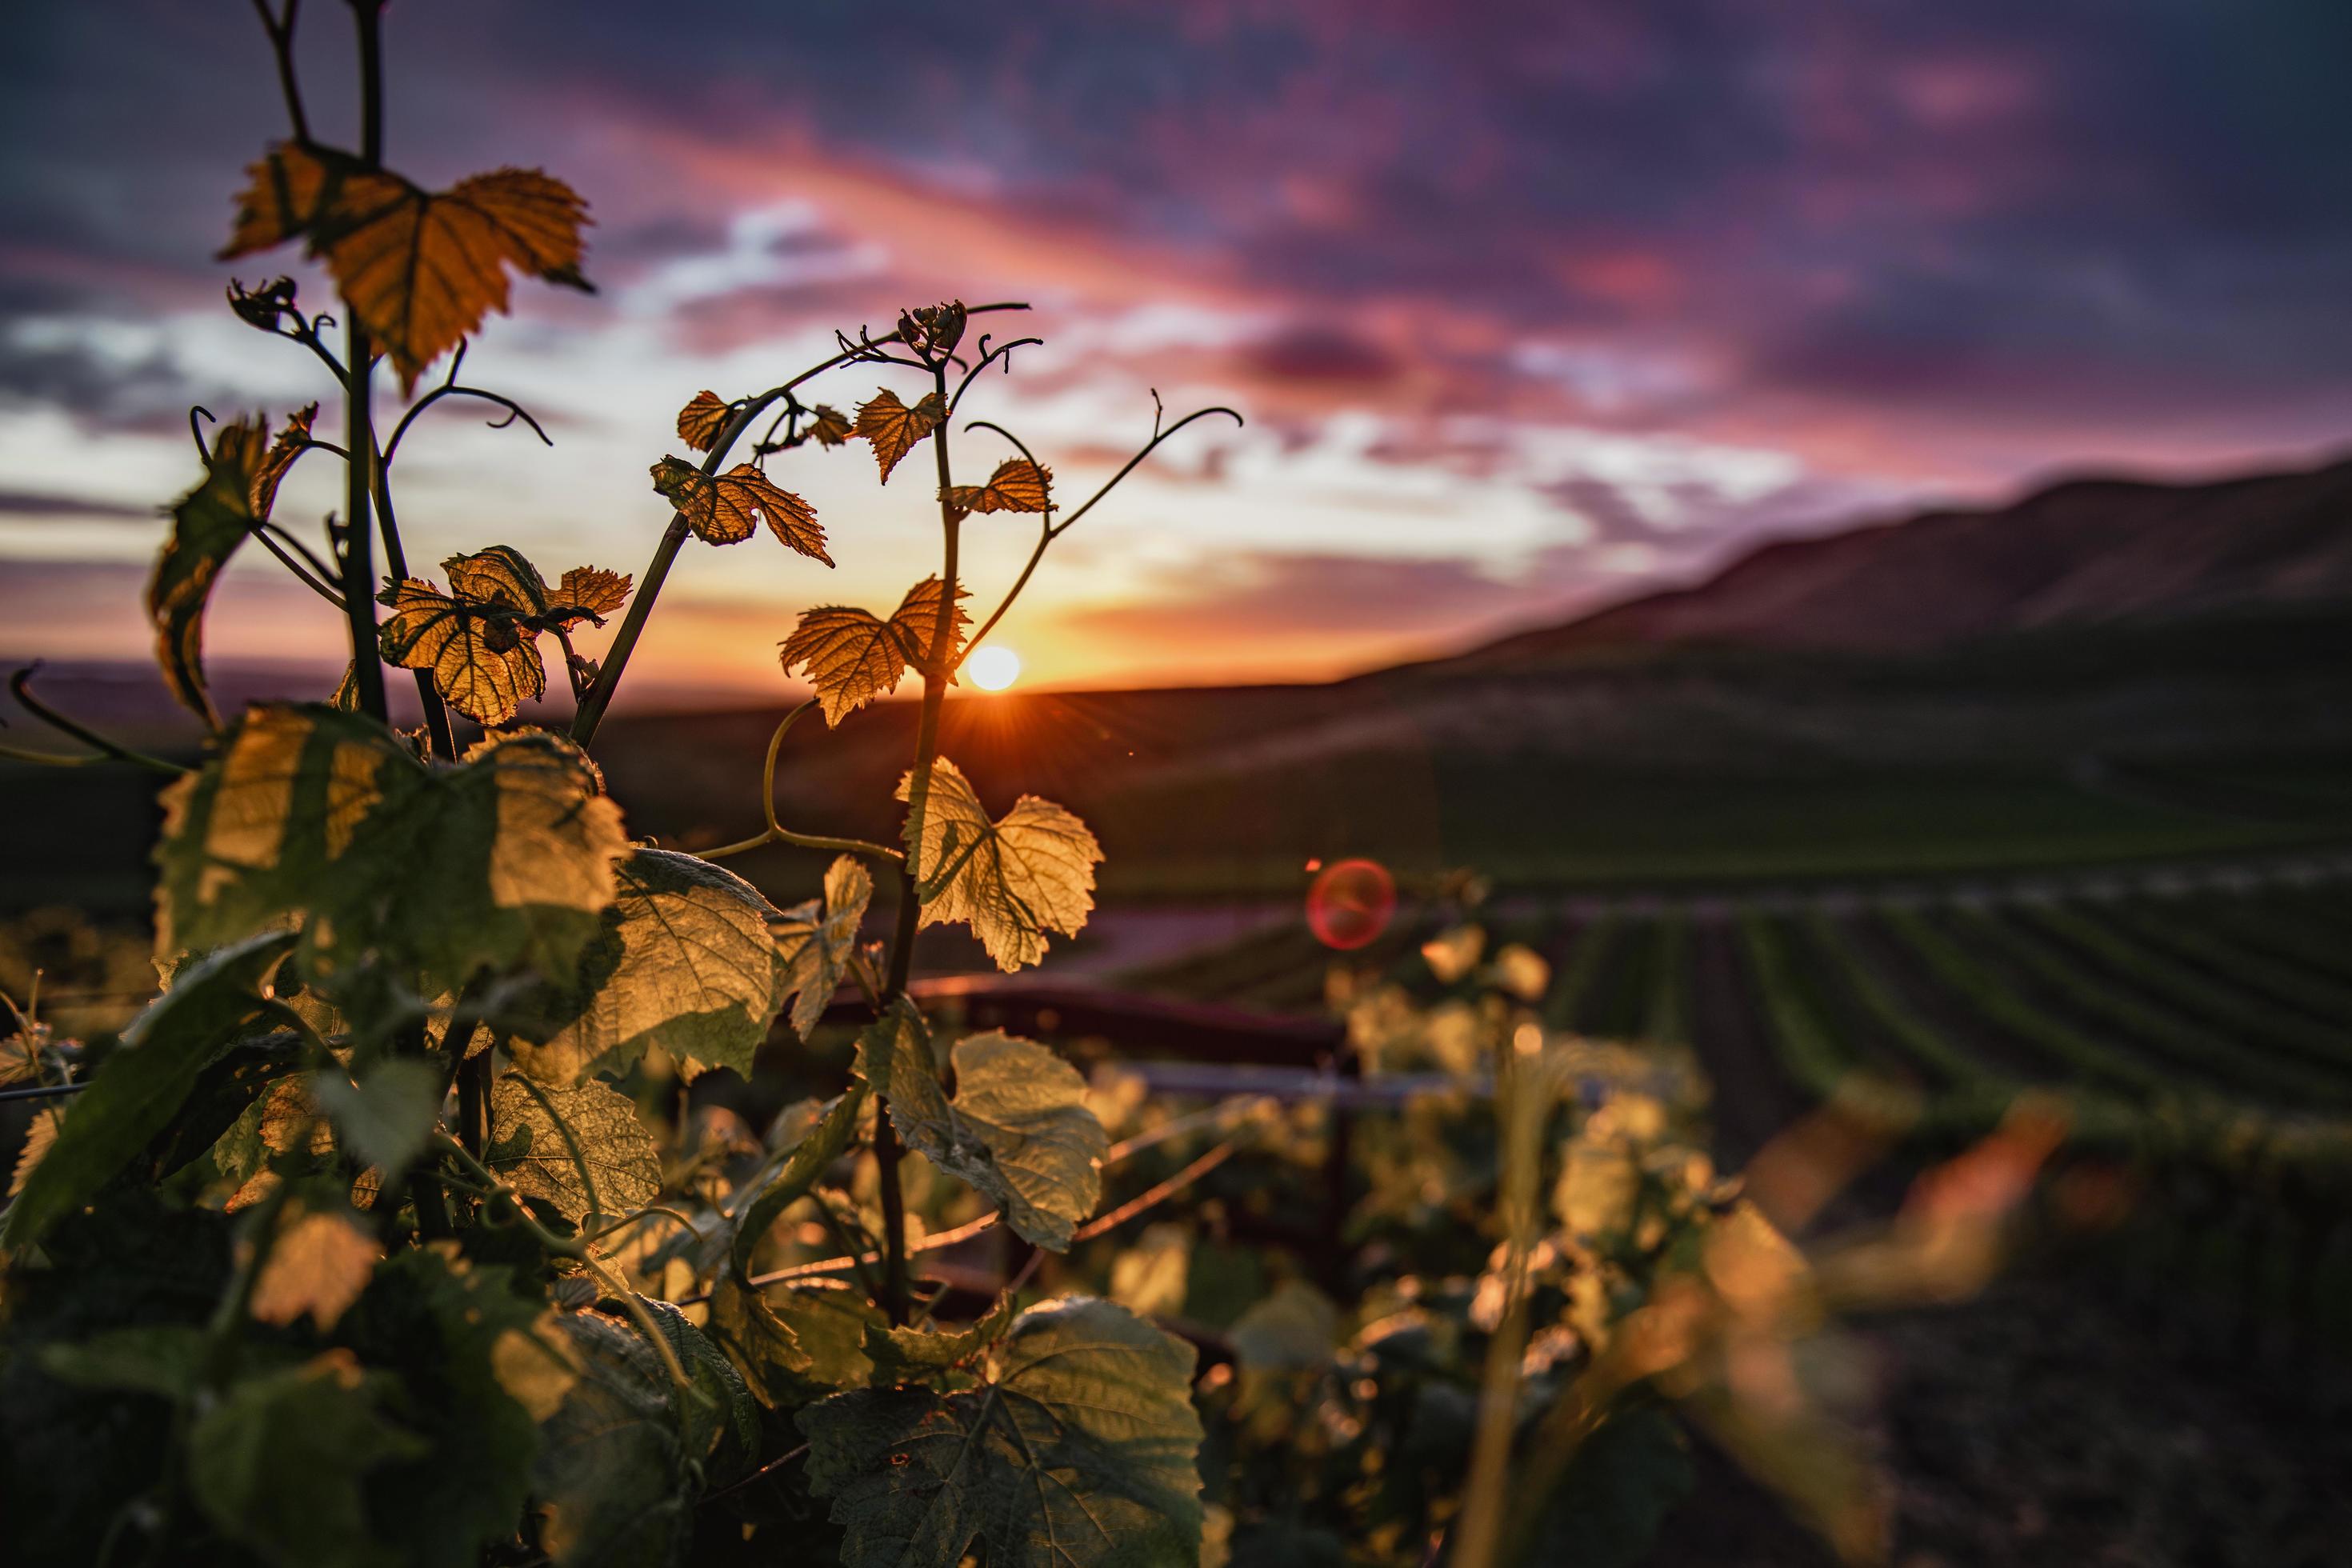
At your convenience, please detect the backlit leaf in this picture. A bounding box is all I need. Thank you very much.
[649,457,829,561]
[726,1086,867,1279]
[10,1104,62,1198]
[249,1207,382,1330]
[486,1071,661,1230]
[155,706,627,994]
[150,409,312,726]
[508,848,790,1087]
[898,758,1102,972]
[861,1293,1014,1389]
[803,403,853,446]
[188,1349,428,1568]
[888,574,970,673]
[222,142,594,394]
[772,854,873,1037]
[942,458,1051,521]
[2,930,293,1250]
[546,566,630,624]
[856,1005,1105,1251]
[853,388,946,484]
[799,1297,1204,1568]
[674,389,730,452]
[378,577,546,726]
[781,578,968,727]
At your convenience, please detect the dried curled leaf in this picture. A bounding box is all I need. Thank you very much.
[544,566,630,625]
[798,1297,1204,1568]
[150,408,314,726]
[649,457,830,562]
[222,142,593,393]
[779,577,970,726]
[898,300,968,358]
[854,1003,1105,1250]
[772,854,873,1037]
[486,1071,662,1229]
[942,458,1051,522]
[802,404,853,447]
[675,389,730,451]
[156,705,627,992]
[507,848,792,1087]
[853,388,946,484]
[898,758,1102,972]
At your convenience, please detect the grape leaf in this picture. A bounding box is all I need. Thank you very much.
[726,1086,867,1278]
[888,575,970,671]
[772,854,873,1038]
[711,1274,885,1406]
[249,1207,382,1330]
[942,458,1052,521]
[853,388,946,484]
[150,409,313,726]
[9,1104,62,1198]
[803,403,854,447]
[507,848,791,1087]
[898,758,1102,972]
[780,578,969,727]
[308,1057,443,1174]
[155,705,627,994]
[636,1296,760,1483]
[674,389,730,452]
[860,1292,1015,1389]
[649,457,830,561]
[378,577,546,725]
[222,142,593,394]
[798,1297,1204,1568]
[486,1072,661,1230]
[188,1350,429,1568]
[546,566,630,624]
[855,1004,1105,1251]
[898,301,968,358]
[531,1310,694,1568]
[2,930,293,1250]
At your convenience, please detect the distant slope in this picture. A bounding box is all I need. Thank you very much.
[1438,455,2352,669]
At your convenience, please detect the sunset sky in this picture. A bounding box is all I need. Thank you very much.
[2,2,2349,706]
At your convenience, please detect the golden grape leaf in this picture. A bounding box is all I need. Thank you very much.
[222,142,593,394]
[780,578,969,727]
[8,1105,61,1199]
[443,544,550,614]
[378,578,546,726]
[544,566,631,625]
[649,458,830,562]
[889,575,970,672]
[772,855,872,1037]
[802,404,852,447]
[486,1072,661,1229]
[853,388,946,484]
[150,408,314,726]
[942,458,1051,521]
[676,389,731,451]
[896,758,1102,972]
[250,1209,382,1330]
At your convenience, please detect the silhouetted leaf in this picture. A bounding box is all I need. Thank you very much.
[772,854,872,1037]
[507,848,790,1087]
[222,142,594,393]
[674,389,730,452]
[2,930,292,1250]
[803,403,853,446]
[486,1072,660,1230]
[898,758,1102,972]
[799,1297,1204,1568]
[856,1004,1105,1250]
[942,458,1051,521]
[649,458,829,561]
[853,388,946,484]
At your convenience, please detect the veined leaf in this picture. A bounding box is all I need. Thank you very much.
[486,1072,661,1230]
[222,142,593,394]
[772,855,873,1038]
[942,458,1051,521]
[378,577,546,725]
[856,1004,1105,1251]
[853,388,946,484]
[155,706,627,994]
[890,575,970,673]
[188,1350,428,1568]
[249,1207,382,1330]
[780,578,968,727]
[861,1293,1014,1389]
[726,1085,867,1278]
[799,1297,1205,1568]
[508,848,790,1087]
[2,930,293,1250]
[711,1274,883,1407]
[637,1296,760,1482]
[649,457,829,561]
[803,403,853,447]
[674,389,730,452]
[898,758,1102,973]
[531,1311,694,1568]
[149,408,313,726]
[546,566,630,624]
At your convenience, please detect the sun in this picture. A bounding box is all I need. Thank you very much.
[966,645,1022,691]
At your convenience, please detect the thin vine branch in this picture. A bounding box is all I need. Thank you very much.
[7,666,186,775]
[696,698,905,864]
[381,342,554,465]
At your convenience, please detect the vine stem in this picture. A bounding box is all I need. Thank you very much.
[337,0,389,724]
[697,698,903,863]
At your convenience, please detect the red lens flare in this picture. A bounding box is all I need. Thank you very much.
[1306,857,1396,950]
